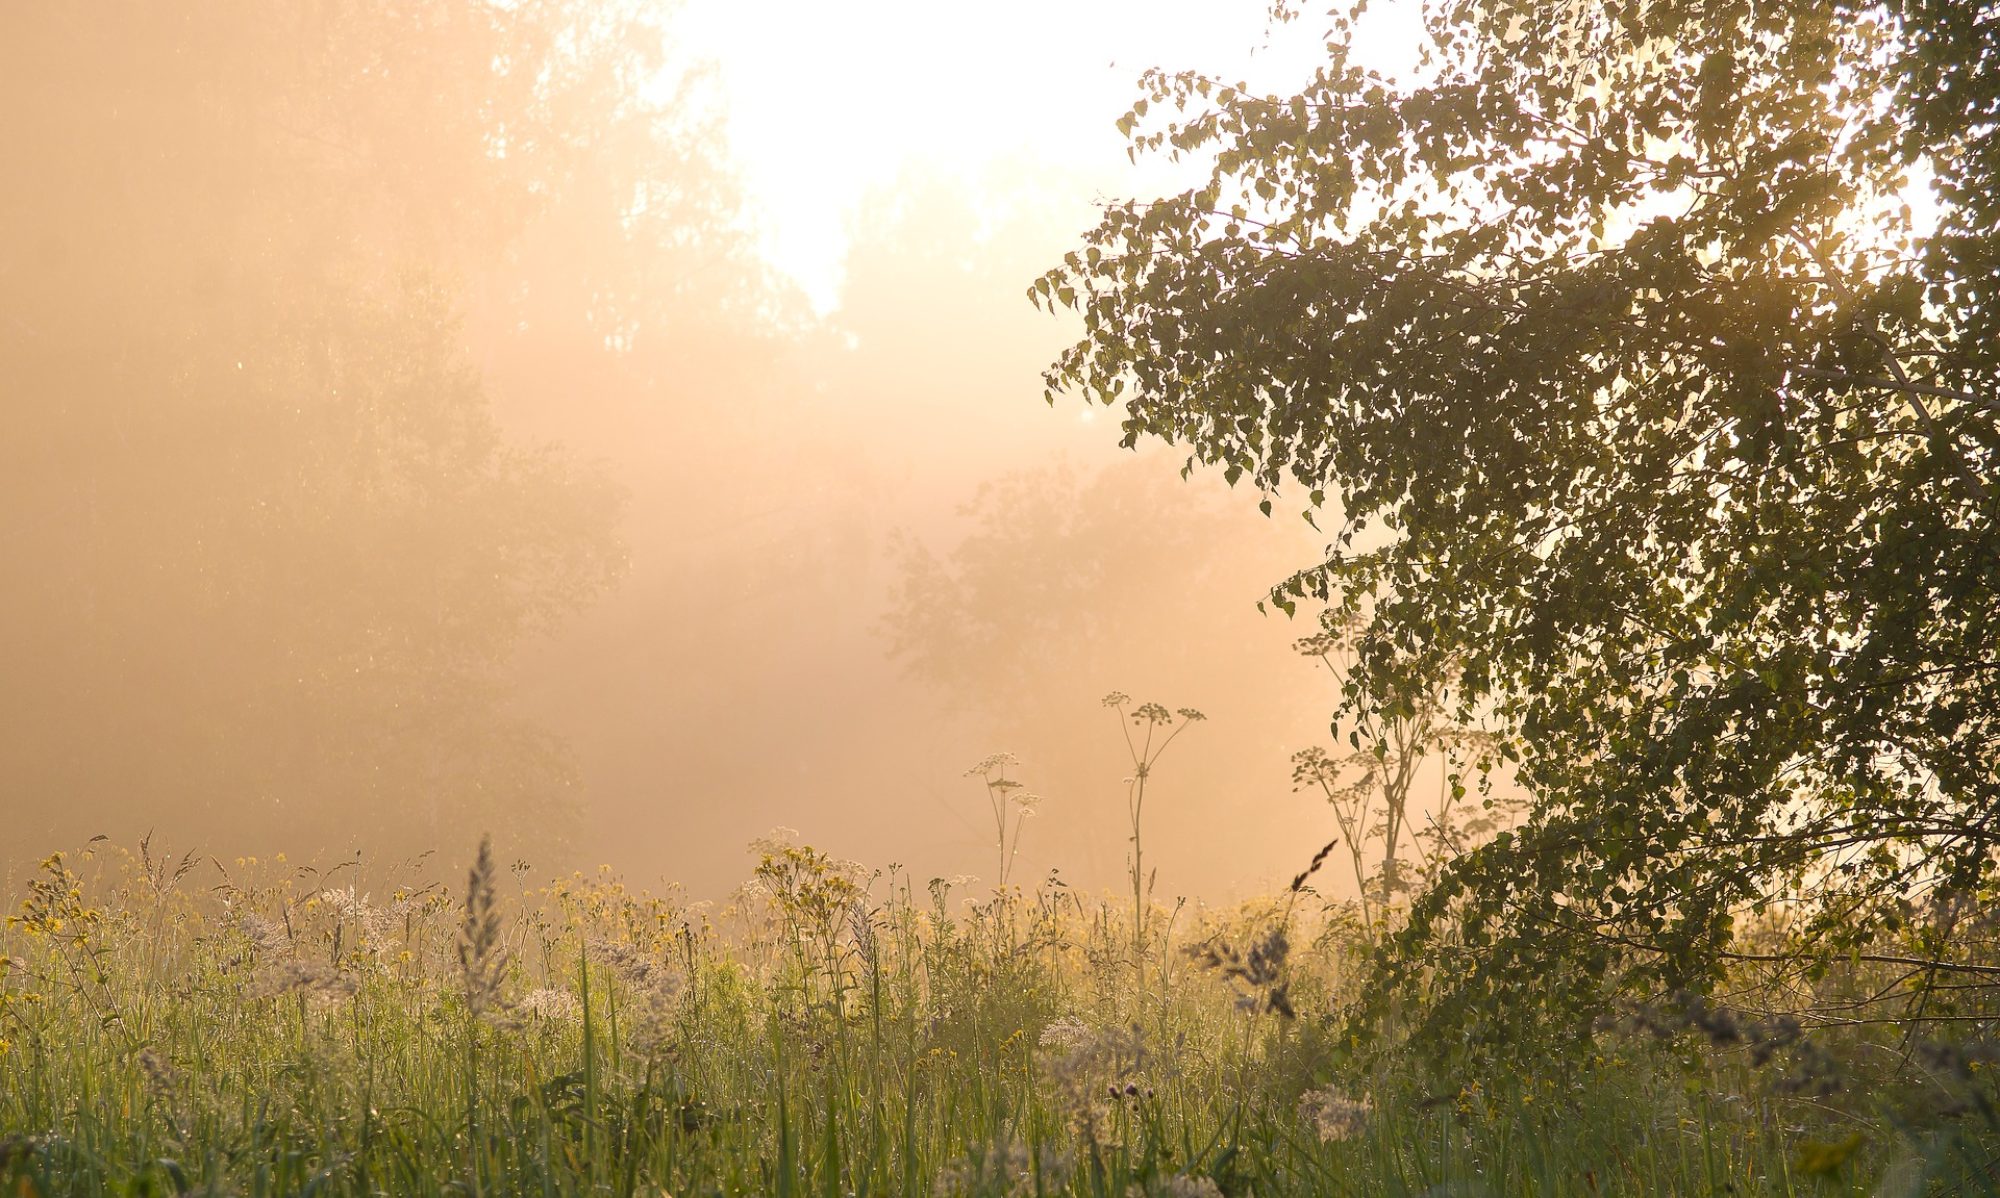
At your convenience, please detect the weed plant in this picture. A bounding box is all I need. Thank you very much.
[0,835,1995,1197]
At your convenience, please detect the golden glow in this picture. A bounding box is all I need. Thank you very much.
[683,0,1416,311]
[3,0,1426,904]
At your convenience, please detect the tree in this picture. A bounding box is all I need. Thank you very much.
[1038,0,2000,1043]
[0,1,716,858]
[886,458,1277,710]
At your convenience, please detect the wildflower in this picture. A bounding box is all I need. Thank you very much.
[1455,1081,1480,1118]
[518,987,582,1025]
[1298,1084,1373,1143]
[9,854,101,947]
[750,842,868,944]
[1039,1015,1091,1053]
[1038,1019,1155,1134]
[964,751,1020,777]
[747,827,802,859]
[232,910,286,955]
[320,886,374,924]
[934,1135,1068,1198]
[592,940,682,1055]
[1136,1177,1223,1198]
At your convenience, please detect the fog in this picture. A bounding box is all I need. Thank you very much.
[1,1,1396,902]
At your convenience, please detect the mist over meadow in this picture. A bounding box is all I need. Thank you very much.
[1,2,1338,901]
[7,5,1999,1196]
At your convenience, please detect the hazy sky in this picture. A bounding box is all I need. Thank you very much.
[4,0,1450,906]
[488,0,1441,900]
[684,0,1421,310]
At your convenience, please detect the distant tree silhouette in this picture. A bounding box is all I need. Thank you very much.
[0,1,736,858]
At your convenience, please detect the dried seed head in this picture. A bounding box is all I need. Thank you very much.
[456,834,510,1018]
[137,1048,177,1102]
[1298,1085,1373,1143]
[964,751,1020,777]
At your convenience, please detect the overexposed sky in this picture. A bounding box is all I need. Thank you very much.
[530,0,1434,899]
[680,0,1420,310]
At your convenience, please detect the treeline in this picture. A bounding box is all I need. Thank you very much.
[0,2,768,859]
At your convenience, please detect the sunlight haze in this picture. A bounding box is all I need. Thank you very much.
[5,0,1429,907]
[687,0,1415,310]
[11,1,1995,1188]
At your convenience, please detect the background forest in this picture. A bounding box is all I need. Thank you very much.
[0,1,1335,897]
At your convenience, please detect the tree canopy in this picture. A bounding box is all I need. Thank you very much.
[1040,0,2000,1043]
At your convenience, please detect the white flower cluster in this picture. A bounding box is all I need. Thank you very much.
[1297,1084,1373,1143]
[518,987,581,1025]
[932,1135,1069,1198]
[592,940,683,1054]
[1037,1016,1158,1134]
[1129,1176,1224,1198]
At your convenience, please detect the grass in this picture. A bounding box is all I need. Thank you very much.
[0,836,1995,1197]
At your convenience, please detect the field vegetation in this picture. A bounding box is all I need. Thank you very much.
[2,810,1994,1196]
[6,0,2000,1192]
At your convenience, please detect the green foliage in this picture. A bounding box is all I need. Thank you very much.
[1039,0,2000,1046]
[2,837,1996,1196]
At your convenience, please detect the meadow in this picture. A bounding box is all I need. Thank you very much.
[8,0,1999,1193]
[3,830,1994,1198]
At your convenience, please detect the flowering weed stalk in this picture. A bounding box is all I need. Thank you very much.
[965,752,1043,892]
[1101,693,1205,972]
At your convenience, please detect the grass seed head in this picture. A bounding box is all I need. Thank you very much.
[456,834,510,1018]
